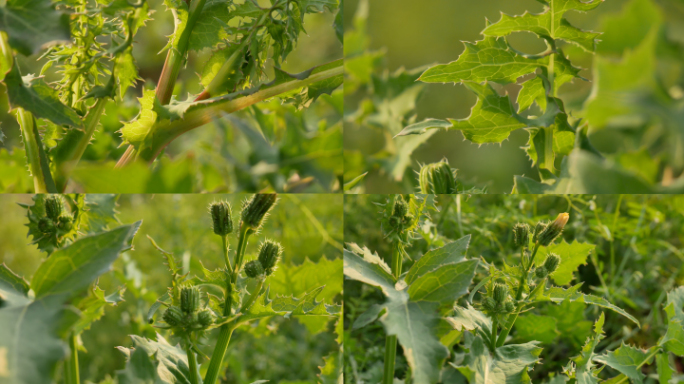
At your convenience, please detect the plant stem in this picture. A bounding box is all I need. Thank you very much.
[17,108,58,193]
[186,342,199,384]
[240,277,264,313]
[54,98,108,191]
[204,225,252,384]
[67,333,80,384]
[221,235,231,272]
[490,316,498,352]
[383,241,403,384]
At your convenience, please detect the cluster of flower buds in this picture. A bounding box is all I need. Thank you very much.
[515,213,569,248]
[162,286,215,331]
[418,160,458,194]
[535,253,561,279]
[482,283,515,315]
[513,223,530,248]
[388,197,414,233]
[210,201,233,237]
[244,240,283,278]
[38,196,74,236]
[241,194,278,230]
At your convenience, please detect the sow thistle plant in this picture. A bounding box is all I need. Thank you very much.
[345,197,684,383]
[0,0,342,193]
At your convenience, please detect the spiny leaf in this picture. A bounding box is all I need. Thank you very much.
[534,239,595,286]
[4,65,82,128]
[343,244,395,296]
[268,257,342,302]
[71,285,126,334]
[538,284,640,326]
[405,235,471,285]
[343,172,368,191]
[117,334,192,384]
[594,344,654,384]
[659,286,684,355]
[570,313,605,384]
[188,0,234,52]
[0,0,70,56]
[515,314,559,344]
[0,263,29,296]
[482,0,604,52]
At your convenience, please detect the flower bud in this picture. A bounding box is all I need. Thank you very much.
[241,194,277,230]
[504,300,515,313]
[543,253,561,273]
[210,201,233,236]
[535,266,548,279]
[532,222,546,243]
[38,217,54,234]
[538,213,569,246]
[56,214,73,232]
[163,306,184,326]
[180,286,201,314]
[418,160,458,194]
[244,260,264,278]
[482,297,496,312]
[45,196,63,221]
[197,309,214,328]
[258,240,282,276]
[493,283,509,304]
[513,223,530,248]
[392,198,409,218]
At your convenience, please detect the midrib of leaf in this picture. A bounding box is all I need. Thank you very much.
[11,303,29,379]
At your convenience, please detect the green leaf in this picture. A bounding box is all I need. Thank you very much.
[71,285,125,335]
[405,235,471,285]
[570,313,605,384]
[120,88,159,147]
[524,120,574,170]
[351,303,385,330]
[117,334,192,384]
[0,0,70,56]
[114,47,140,99]
[517,76,546,113]
[482,0,603,52]
[268,257,342,303]
[596,0,661,55]
[333,0,343,44]
[656,353,674,384]
[343,172,367,191]
[394,118,453,138]
[539,285,640,327]
[407,259,478,303]
[515,314,559,344]
[659,286,684,355]
[0,263,29,296]
[4,65,82,128]
[446,305,492,344]
[343,244,395,296]
[534,239,594,286]
[237,285,339,325]
[594,344,654,384]
[187,0,233,52]
[419,36,542,85]
[452,336,542,384]
[161,0,188,53]
[31,222,141,298]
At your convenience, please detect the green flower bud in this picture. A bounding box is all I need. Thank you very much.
[543,253,561,273]
[56,214,73,232]
[210,201,233,236]
[258,240,283,276]
[482,297,496,312]
[163,306,184,326]
[197,309,214,328]
[532,222,546,243]
[535,266,548,279]
[504,300,515,313]
[241,194,277,229]
[513,223,530,248]
[244,260,264,278]
[45,196,63,221]
[493,283,509,304]
[180,286,201,314]
[392,197,409,217]
[418,160,458,194]
[38,217,54,234]
[538,213,569,246]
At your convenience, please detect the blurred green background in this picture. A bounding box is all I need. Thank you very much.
[0,1,343,193]
[343,0,684,193]
[0,193,343,383]
[344,194,684,382]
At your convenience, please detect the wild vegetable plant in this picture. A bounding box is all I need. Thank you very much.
[344,196,684,383]
[0,194,141,384]
[0,0,342,193]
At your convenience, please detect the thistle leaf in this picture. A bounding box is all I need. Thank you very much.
[0,0,70,56]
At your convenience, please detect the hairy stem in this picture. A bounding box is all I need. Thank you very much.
[383,241,403,384]
[54,98,108,191]
[17,109,57,193]
[204,225,252,384]
[222,235,232,272]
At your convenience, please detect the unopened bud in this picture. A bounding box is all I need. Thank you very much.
[482,297,496,312]
[258,240,282,276]
[513,223,530,248]
[532,222,546,243]
[418,160,458,194]
[392,197,409,218]
[538,213,569,246]
[535,266,548,279]
[45,196,63,221]
[493,283,509,304]
[241,194,277,229]
[56,214,73,232]
[244,260,264,278]
[180,286,201,314]
[210,201,233,236]
[38,217,54,234]
[504,300,515,313]
[197,309,214,328]
[163,306,184,326]
[543,253,561,273]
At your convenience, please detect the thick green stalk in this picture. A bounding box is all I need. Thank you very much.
[240,277,264,313]
[204,225,252,384]
[383,241,403,384]
[542,52,555,173]
[67,333,80,384]
[186,343,199,384]
[54,98,108,191]
[17,109,58,193]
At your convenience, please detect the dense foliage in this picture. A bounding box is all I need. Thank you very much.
[344,0,684,194]
[0,193,343,383]
[0,0,342,193]
[344,194,684,383]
